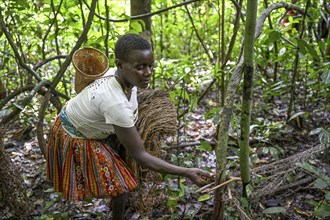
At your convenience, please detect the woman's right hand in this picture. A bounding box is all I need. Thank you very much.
[185,168,214,187]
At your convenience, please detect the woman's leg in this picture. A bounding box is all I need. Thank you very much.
[111,193,128,220]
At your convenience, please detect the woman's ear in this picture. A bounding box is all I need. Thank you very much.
[115,59,123,69]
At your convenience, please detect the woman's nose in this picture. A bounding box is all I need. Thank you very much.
[144,67,152,76]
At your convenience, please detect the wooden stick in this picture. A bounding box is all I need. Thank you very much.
[202,177,241,193]
[195,181,215,193]
[227,186,233,200]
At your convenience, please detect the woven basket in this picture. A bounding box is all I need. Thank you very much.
[72,47,109,93]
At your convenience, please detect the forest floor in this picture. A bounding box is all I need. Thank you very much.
[0,95,329,220]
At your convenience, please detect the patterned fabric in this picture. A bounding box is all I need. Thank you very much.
[46,115,137,201]
[58,108,85,138]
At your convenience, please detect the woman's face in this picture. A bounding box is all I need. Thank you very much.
[117,49,154,89]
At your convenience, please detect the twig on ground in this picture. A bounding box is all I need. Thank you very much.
[195,181,215,193]
[197,176,241,193]
[227,186,233,200]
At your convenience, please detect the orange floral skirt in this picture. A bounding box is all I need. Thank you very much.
[46,116,137,201]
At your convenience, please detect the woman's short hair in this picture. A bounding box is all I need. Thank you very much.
[115,34,151,61]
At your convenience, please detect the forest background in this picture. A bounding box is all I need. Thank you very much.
[0,0,329,219]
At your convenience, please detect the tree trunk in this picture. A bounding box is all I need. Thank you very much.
[130,0,152,41]
[0,79,6,99]
[212,59,244,219]
[239,0,258,197]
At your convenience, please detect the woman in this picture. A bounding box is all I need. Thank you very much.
[46,34,212,219]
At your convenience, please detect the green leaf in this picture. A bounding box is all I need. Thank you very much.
[0,109,11,117]
[130,20,145,33]
[262,207,286,214]
[43,200,54,212]
[166,197,178,208]
[320,129,330,144]
[240,197,249,209]
[296,39,308,55]
[61,211,69,219]
[321,70,330,84]
[305,199,319,206]
[246,183,253,198]
[288,111,308,122]
[179,179,186,197]
[296,39,320,61]
[205,107,222,120]
[314,204,330,218]
[269,147,280,159]
[304,43,320,61]
[16,0,29,9]
[44,188,54,193]
[250,124,259,132]
[262,147,269,154]
[313,178,328,189]
[325,192,330,202]
[197,141,213,152]
[266,31,282,44]
[297,162,329,184]
[197,194,212,202]
[64,0,78,9]
[309,127,323,136]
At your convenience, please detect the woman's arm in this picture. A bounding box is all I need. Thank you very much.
[113,125,213,186]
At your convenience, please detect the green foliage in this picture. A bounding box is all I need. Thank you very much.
[204,107,222,124]
[0,0,330,218]
[262,206,286,214]
[310,127,330,144]
[196,140,213,152]
[197,193,211,202]
[297,162,330,218]
[249,117,286,159]
[33,212,70,220]
[164,179,198,219]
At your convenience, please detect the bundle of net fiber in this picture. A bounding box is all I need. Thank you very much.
[126,89,177,214]
[127,89,177,179]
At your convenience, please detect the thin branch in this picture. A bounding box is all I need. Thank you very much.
[0,11,42,81]
[185,5,214,63]
[0,80,50,125]
[104,0,110,57]
[82,0,200,22]
[168,140,217,149]
[178,0,243,118]
[78,0,86,27]
[49,0,97,89]
[0,84,65,111]
[0,85,35,110]
[42,0,63,59]
[255,2,307,40]
[33,55,67,71]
